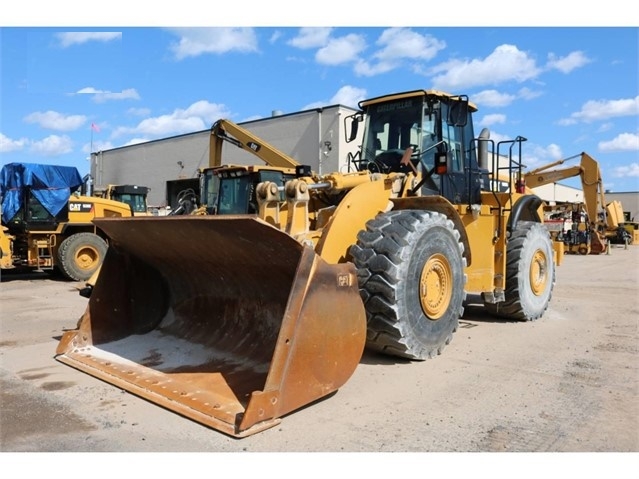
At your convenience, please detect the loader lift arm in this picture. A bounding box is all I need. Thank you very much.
[209,119,301,169]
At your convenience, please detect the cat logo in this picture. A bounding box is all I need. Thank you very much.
[69,202,94,213]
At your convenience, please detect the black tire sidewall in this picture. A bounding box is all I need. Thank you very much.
[515,223,555,318]
[354,210,466,359]
[58,233,107,281]
[402,222,465,353]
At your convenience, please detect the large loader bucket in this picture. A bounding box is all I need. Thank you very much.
[55,216,366,438]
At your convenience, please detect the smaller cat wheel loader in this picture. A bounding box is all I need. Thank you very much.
[56,90,558,437]
[1,163,133,281]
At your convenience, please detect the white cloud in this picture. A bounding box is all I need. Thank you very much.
[518,87,543,100]
[596,122,614,133]
[76,87,101,94]
[473,90,516,108]
[95,89,140,103]
[23,111,87,131]
[479,113,507,127]
[168,28,258,60]
[303,85,367,110]
[29,135,73,156]
[288,27,333,49]
[546,143,563,159]
[0,133,29,153]
[76,87,140,103]
[355,28,445,77]
[472,88,542,109]
[599,132,639,152]
[429,44,541,91]
[546,51,591,74]
[55,32,121,48]
[522,143,564,170]
[374,28,445,62]
[269,31,282,44]
[113,100,232,138]
[353,59,397,77]
[329,85,367,109]
[316,34,367,66]
[488,131,511,144]
[612,163,639,178]
[561,96,639,124]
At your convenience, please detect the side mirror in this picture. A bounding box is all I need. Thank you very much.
[447,98,469,127]
[345,113,362,143]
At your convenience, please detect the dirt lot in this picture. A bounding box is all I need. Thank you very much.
[1,245,637,476]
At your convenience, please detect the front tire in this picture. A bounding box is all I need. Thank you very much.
[485,221,555,321]
[350,210,466,360]
[57,232,108,282]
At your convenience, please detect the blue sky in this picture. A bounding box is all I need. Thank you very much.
[1,3,638,194]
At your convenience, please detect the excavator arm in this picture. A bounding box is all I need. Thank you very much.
[523,151,605,228]
[209,119,301,169]
[524,152,610,253]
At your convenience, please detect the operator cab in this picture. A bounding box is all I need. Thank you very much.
[109,185,149,214]
[345,90,489,205]
[4,191,66,232]
[201,166,298,215]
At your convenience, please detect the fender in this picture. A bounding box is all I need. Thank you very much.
[508,194,543,231]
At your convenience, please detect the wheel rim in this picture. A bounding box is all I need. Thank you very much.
[529,249,549,296]
[74,246,100,271]
[419,253,453,320]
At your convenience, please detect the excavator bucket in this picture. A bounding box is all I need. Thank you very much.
[55,216,366,438]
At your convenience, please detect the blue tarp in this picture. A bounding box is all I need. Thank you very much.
[0,163,83,222]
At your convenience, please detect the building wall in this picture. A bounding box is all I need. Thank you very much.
[91,105,361,207]
[530,183,584,204]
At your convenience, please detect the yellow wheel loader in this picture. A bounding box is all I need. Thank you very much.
[56,90,558,437]
[1,163,133,281]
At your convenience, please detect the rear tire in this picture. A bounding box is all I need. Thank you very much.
[350,210,466,360]
[484,221,555,321]
[57,232,108,282]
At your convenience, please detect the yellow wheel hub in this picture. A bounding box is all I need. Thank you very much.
[530,249,548,296]
[75,246,100,271]
[419,253,452,320]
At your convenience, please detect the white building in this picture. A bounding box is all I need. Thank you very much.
[91,105,361,208]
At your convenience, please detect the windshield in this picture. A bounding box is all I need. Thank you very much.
[114,193,147,213]
[361,98,424,162]
[217,176,252,215]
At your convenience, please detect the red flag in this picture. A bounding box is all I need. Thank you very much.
[91,122,100,132]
